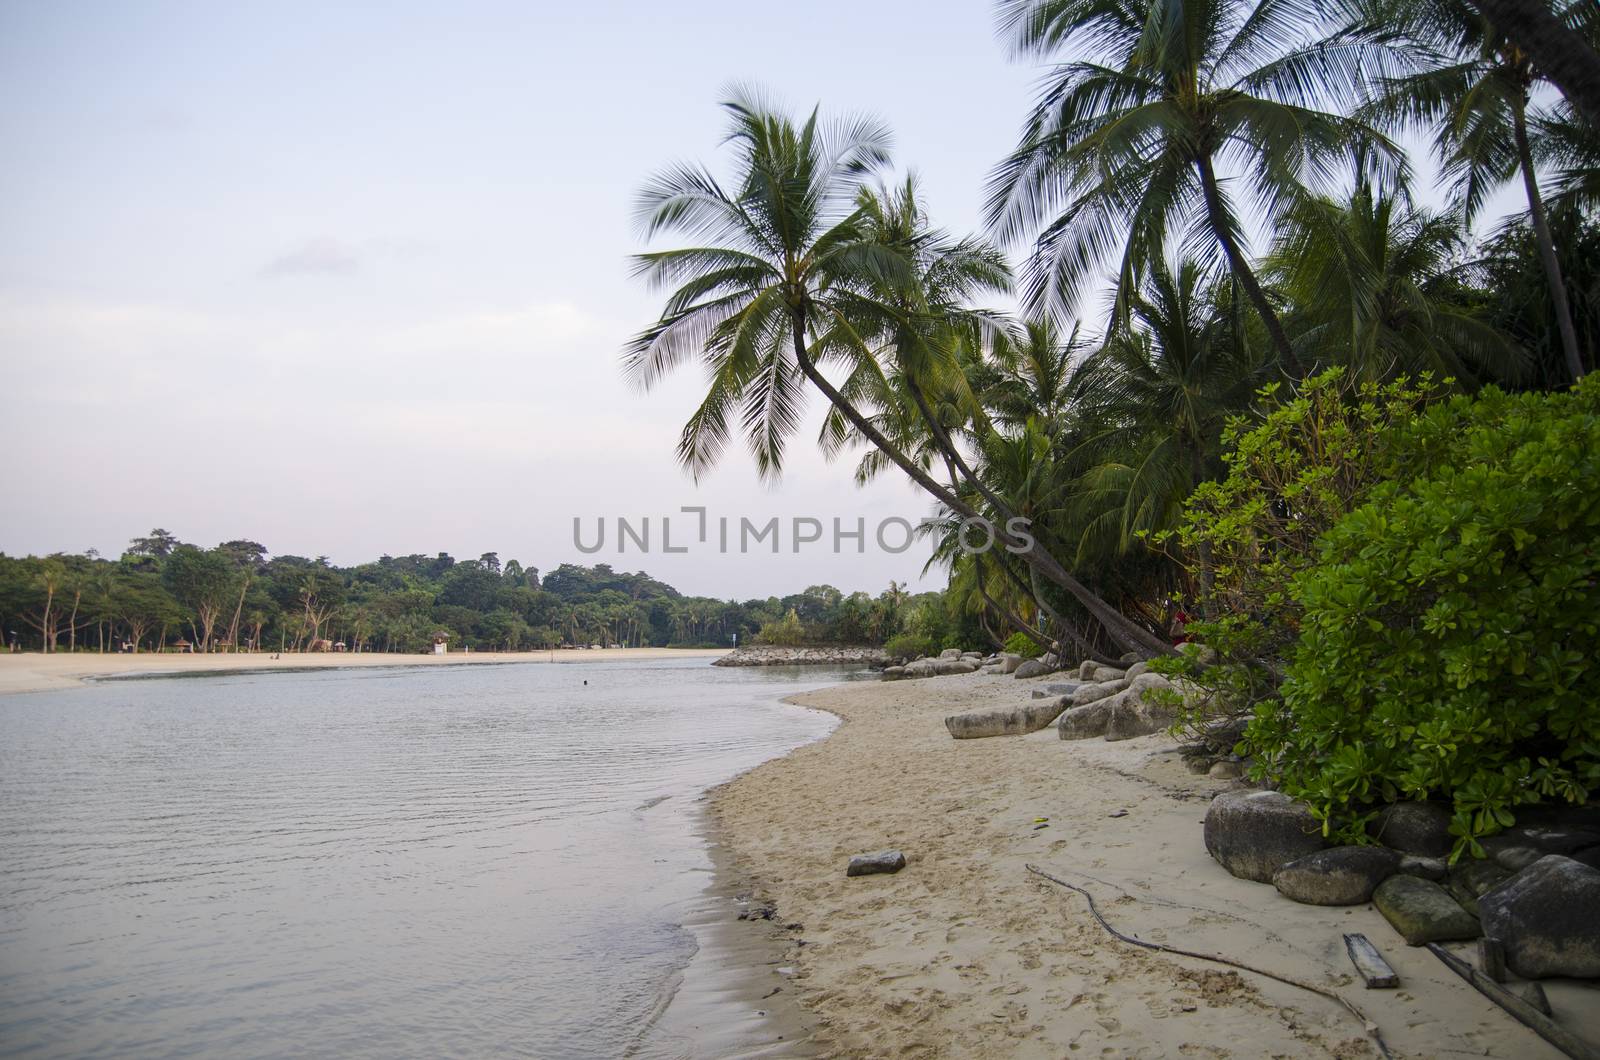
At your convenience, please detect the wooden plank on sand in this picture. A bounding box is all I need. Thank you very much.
[1343,933,1399,989]
[1427,943,1600,1060]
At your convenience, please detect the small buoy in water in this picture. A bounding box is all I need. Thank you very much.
[583,680,588,685]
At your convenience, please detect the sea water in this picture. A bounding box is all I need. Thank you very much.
[0,657,843,1058]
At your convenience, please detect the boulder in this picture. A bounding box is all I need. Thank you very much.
[1367,801,1454,858]
[902,659,938,679]
[1504,826,1600,856]
[1484,842,1545,873]
[1104,687,1175,741]
[1045,682,1080,695]
[1071,680,1123,707]
[846,850,907,877]
[880,665,906,681]
[1124,660,1151,680]
[1013,658,1055,680]
[1000,653,1023,675]
[1203,790,1326,883]
[1372,876,1480,945]
[1077,660,1096,681]
[1478,855,1600,978]
[1058,700,1115,740]
[1273,846,1400,906]
[1208,760,1245,780]
[934,657,980,676]
[1445,859,1513,918]
[946,698,1068,739]
[1397,855,1449,882]
[1081,662,1126,683]
[938,647,962,660]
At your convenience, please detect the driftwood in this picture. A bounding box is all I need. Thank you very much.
[1026,863,1393,1058]
[1479,937,1508,983]
[1343,933,1399,988]
[1426,943,1600,1060]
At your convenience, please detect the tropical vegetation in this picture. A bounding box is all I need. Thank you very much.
[627,0,1599,851]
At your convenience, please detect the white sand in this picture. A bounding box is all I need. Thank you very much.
[710,671,1593,1058]
[0,647,727,697]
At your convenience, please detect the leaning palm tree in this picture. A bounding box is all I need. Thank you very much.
[988,0,1405,372]
[627,88,1170,656]
[1360,0,1588,379]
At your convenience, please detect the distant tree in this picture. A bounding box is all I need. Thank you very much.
[161,546,237,651]
[128,528,181,560]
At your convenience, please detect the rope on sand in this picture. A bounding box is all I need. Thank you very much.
[1025,862,1394,1059]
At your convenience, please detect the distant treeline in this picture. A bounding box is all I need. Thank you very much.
[0,529,976,654]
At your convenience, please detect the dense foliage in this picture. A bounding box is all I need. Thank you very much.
[0,537,949,654]
[1254,378,1600,856]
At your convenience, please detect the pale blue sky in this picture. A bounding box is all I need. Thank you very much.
[0,1,1509,597]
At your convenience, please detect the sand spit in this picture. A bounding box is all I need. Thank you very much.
[0,647,728,697]
[709,671,1596,1058]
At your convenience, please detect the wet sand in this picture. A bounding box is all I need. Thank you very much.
[705,671,1597,1058]
[0,647,728,697]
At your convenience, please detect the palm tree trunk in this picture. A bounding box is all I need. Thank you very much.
[1512,94,1585,381]
[1196,154,1300,375]
[1470,0,1600,128]
[789,311,1168,657]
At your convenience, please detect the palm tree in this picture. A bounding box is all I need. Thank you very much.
[988,0,1403,371]
[1063,258,1269,564]
[1266,179,1522,381]
[1362,0,1588,379]
[628,87,1170,656]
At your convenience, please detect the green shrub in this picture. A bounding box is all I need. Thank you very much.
[1248,378,1600,859]
[884,632,934,660]
[753,608,808,647]
[1003,632,1044,658]
[1153,370,1441,743]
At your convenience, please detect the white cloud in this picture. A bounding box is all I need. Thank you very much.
[261,236,362,277]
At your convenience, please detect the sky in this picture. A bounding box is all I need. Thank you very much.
[0,1,1513,599]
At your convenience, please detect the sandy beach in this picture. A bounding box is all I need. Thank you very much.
[708,671,1598,1059]
[0,647,728,697]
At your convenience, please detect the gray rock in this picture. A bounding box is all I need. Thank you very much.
[1068,682,1116,707]
[1203,789,1326,884]
[1373,876,1480,945]
[1077,660,1096,681]
[1397,855,1449,882]
[902,659,938,679]
[1119,651,1142,664]
[1487,843,1545,873]
[1058,700,1115,740]
[1084,664,1127,683]
[1208,760,1244,780]
[946,698,1068,739]
[1013,658,1055,680]
[1184,755,1215,775]
[934,657,980,676]
[938,648,962,660]
[1445,859,1513,918]
[1508,827,1600,856]
[1367,801,1454,858]
[1000,653,1023,675]
[880,665,906,680]
[1124,660,1151,680]
[1478,855,1600,979]
[846,850,907,877]
[1045,682,1080,695]
[1104,688,1175,741]
[1273,846,1400,905]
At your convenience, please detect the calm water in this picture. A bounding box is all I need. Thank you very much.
[0,658,844,1059]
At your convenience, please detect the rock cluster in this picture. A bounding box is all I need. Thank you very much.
[1201,792,1600,979]
[713,645,889,667]
[881,648,990,681]
[1055,663,1181,743]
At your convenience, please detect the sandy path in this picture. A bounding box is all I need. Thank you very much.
[0,647,728,696]
[711,671,1588,1059]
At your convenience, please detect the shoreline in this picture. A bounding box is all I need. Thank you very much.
[703,671,1594,1058]
[0,647,728,698]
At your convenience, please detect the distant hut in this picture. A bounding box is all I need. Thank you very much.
[171,638,193,654]
[432,632,449,656]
